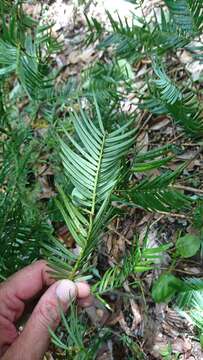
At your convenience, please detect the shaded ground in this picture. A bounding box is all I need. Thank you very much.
[23,1,203,359]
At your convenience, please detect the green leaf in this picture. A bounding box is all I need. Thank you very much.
[0,20,57,99]
[142,84,203,138]
[164,0,203,34]
[176,278,203,333]
[117,59,134,80]
[61,101,136,208]
[45,99,135,278]
[126,163,193,212]
[200,334,203,349]
[176,234,200,258]
[132,156,173,172]
[153,61,182,104]
[152,273,183,303]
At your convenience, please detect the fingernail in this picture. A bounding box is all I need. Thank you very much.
[56,280,77,303]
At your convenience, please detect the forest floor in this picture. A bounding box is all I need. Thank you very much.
[24,1,203,359]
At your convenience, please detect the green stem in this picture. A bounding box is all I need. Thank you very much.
[69,134,106,280]
[89,134,106,231]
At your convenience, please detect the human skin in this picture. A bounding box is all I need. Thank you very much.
[0,260,91,360]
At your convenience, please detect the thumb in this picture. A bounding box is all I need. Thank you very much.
[3,280,77,360]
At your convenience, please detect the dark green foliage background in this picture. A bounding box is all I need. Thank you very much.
[0,0,203,358]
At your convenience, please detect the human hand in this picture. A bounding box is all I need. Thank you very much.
[0,260,91,360]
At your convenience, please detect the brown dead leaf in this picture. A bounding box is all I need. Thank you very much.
[44,352,55,360]
[186,60,203,82]
[106,223,127,260]
[150,116,170,130]
[172,337,192,354]
[136,131,149,154]
[107,311,123,326]
[178,49,193,64]
[37,164,53,177]
[23,3,41,20]
[130,300,142,330]
[67,48,99,65]
[38,176,56,199]
[177,151,197,160]
[150,332,168,359]
[85,298,110,326]
[165,307,188,331]
[119,312,133,336]
[137,213,152,227]
[57,226,75,248]
[97,351,113,360]
[105,233,113,254]
[190,341,203,360]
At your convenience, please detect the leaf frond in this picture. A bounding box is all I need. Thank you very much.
[164,0,203,34]
[125,164,194,212]
[43,100,136,278]
[176,278,203,332]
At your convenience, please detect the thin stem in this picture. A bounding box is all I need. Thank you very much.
[70,133,106,280]
[157,210,191,219]
[90,135,106,216]
[174,184,203,195]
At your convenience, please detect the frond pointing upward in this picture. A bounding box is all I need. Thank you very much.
[0,37,52,98]
[44,99,136,279]
[93,242,172,295]
[60,100,136,210]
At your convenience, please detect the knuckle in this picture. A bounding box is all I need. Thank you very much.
[36,259,47,268]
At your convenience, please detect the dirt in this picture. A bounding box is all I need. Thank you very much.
[23,1,203,359]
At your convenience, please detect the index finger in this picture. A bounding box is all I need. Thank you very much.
[0,260,54,303]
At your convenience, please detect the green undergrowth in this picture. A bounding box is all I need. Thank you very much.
[0,0,203,358]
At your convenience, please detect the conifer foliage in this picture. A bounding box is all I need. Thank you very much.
[0,0,203,358]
